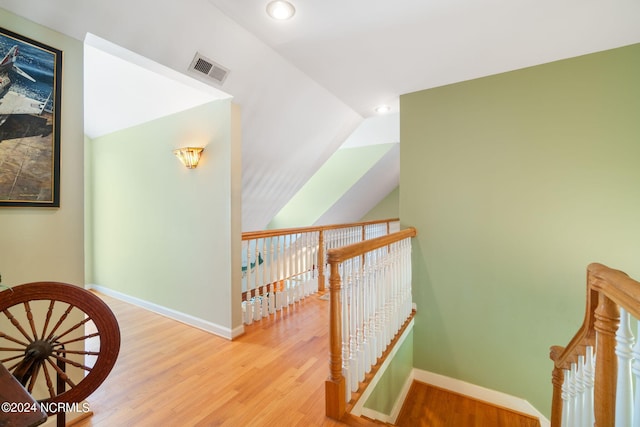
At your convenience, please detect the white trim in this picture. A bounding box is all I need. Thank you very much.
[351,318,414,423]
[86,284,244,340]
[412,369,550,427]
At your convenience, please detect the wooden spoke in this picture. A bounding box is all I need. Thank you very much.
[44,357,76,389]
[44,303,74,341]
[42,361,56,399]
[0,346,26,352]
[0,282,120,415]
[56,331,100,347]
[26,361,42,394]
[23,301,39,340]
[0,331,30,347]
[54,316,92,342]
[1,354,28,363]
[51,353,93,372]
[41,300,56,341]
[5,359,23,371]
[2,308,33,342]
[61,349,101,356]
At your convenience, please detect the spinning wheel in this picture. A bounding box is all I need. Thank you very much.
[0,282,120,416]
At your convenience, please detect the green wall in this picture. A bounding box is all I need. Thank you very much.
[0,9,85,286]
[89,101,243,336]
[269,143,395,228]
[364,328,413,415]
[361,186,399,222]
[400,43,640,416]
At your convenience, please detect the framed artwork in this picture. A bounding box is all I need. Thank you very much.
[0,27,62,207]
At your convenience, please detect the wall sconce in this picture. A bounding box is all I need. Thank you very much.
[173,147,204,169]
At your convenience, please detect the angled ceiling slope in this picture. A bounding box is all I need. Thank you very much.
[84,34,231,139]
[5,0,640,231]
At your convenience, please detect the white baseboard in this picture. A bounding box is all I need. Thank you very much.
[86,284,244,340]
[350,324,549,427]
[412,370,550,427]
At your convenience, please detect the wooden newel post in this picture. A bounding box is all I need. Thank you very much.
[325,261,345,420]
[593,291,620,427]
[317,230,325,292]
[549,346,565,427]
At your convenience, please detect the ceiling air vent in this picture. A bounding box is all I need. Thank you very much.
[188,53,230,85]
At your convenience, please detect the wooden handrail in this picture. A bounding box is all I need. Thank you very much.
[327,227,416,263]
[241,218,400,240]
[549,262,640,426]
[326,227,417,421]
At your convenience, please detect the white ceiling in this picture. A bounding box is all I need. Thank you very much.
[2,0,639,230]
[208,0,640,116]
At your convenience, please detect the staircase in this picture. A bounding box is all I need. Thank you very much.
[342,380,542,426]
[394,381,541,427]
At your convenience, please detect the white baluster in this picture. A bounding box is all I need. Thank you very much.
[261,238,267,294]
[340,263,351,401]
[569,363,577,427]
[633,319,640,427]
[242,300,249,325]
[245,239,252,292]
[362,265,371,374]
[561,369,570,427]
[244,299,253,325]
[616,308,634,427]
[268,282,276,315]
[356,268,366,383]
[270,238,276,290]
[349,267,359,392]
[575,356,584,427]
[584,346,595,427]
[261,285,268,317]
[253,295,261,322]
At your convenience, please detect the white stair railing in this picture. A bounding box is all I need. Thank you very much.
[326,227,417,420]
[241,219,400,325]
[551,264,640,427]
[560,347,595,427]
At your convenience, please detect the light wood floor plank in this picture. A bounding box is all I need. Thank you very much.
[395,381,541,427]
[74,292,345,427]
[73,292,541,427]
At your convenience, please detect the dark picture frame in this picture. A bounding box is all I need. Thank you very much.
[0,27,62,207]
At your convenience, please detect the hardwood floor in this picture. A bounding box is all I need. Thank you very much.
[74,291,345,427]
[73,292,541,427]
[395,382,541,427]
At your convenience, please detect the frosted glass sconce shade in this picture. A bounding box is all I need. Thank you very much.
[173,147,204,169]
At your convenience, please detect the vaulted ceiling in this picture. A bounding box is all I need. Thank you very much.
[2,0,639,231]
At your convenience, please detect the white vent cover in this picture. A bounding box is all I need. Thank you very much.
[188,53,230,85]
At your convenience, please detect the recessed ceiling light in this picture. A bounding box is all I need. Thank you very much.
[375,105,391,114]
[266,1,296,20]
